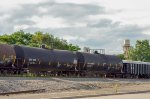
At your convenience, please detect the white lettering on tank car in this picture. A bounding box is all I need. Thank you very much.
[73,59,77,64]
[28,58,37,64]
[57,62,61,67]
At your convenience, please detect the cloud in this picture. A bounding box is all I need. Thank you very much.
[25,22,150,54]
[0,1,105,32]
[87,19,120,28]
[0,0,150,54]
[44,3,105,20]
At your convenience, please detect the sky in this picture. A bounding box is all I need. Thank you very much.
[0,0,150,54]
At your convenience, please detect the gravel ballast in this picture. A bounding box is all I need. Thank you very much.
[0,77,150,93]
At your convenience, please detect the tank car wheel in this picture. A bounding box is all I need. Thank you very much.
[3,70,8,76]
[19,71,24,75]
[136,75,139,79]
[10,70,14,75]
[0,70,2,76]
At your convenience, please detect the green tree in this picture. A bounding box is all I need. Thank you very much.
[0,30,81,51]
[30,31,44,47]
[0,30,33,45]
[117,54,125,60]
[127,40,150,62]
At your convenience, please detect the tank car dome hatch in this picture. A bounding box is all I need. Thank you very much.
[40,44,46,49]
[94,51,99,54]
[0,44,16,66]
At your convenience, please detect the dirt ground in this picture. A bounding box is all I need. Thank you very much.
[78,93,150,99]
[0,81,150,99]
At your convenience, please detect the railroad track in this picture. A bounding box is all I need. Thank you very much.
[0,89,45,96]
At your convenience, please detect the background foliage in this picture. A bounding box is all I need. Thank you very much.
[0,30,81,51]
[118,40,150,62]
[117,54,125,60]
[127,40,150,62]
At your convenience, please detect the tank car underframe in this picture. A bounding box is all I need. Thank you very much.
[0,67,29,75]
[32,69,121,78]
[121,73,150,79]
